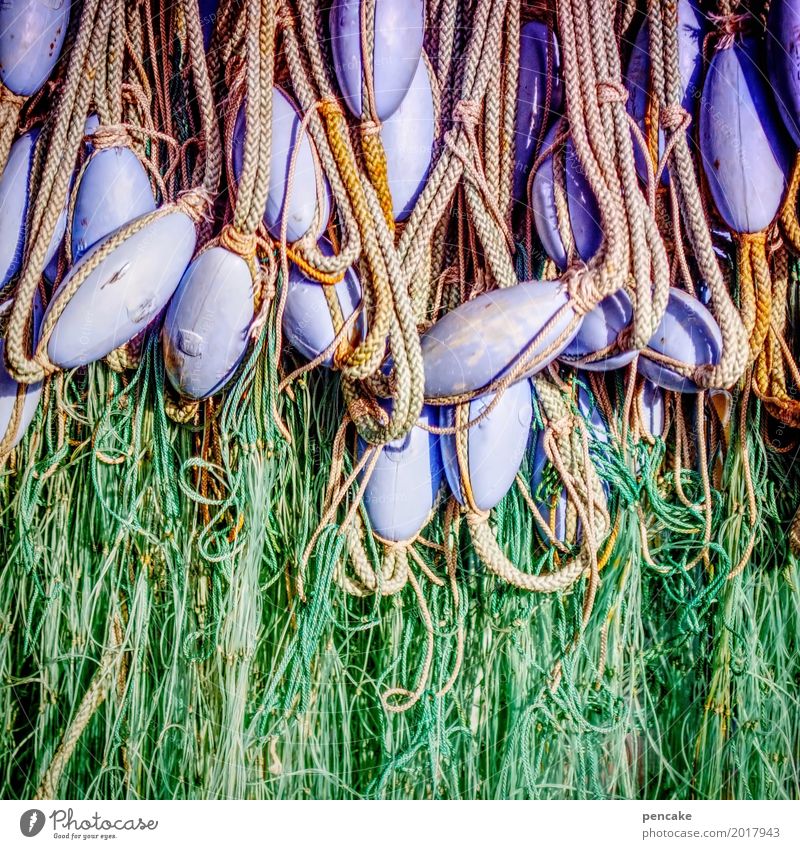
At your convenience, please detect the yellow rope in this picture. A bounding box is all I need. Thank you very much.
[780,153,800,254]
[279,242,346,284]
[737,232,772,367]
[360,125,395,230]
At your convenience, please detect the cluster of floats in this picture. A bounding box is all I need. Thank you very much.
[2,0,800,549]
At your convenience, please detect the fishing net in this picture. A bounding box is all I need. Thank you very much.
[0,0,798,800]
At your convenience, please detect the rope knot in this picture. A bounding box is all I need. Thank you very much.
[563,266,605,317]
[259,265,277,301]
[0,83,26,109]
[177,187,215,224]
[219,224,257,259]
[277,2,296,30]
[348,395,390,436]
[453,99,481,128]
[33,348,58,379]
[546,414,573,441]
[89,124,133,150]
[709,12,750,51]
[165,393,200,424]
[660,103,691,133]
[739,230,768,250]
[360,119,382,138]
[596,79,628,105]
[614,321,637,354]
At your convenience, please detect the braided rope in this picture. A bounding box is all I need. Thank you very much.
[650,0,748,389]
[0,86,26,171]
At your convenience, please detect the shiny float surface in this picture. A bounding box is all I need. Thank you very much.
[0,290,43,450]
[513,20,562,204]
[440,379,533,512]
[71,147,156,263]
[0,0,70,96]
[329,0,425,121]
[625,0,705,184]
[637,287,723,393]
[699,36,793,233]
[560,289,636,372]
[46,210,197,368]
[359,404,443,542]
[282,245,365,367]
[531,124,602,269]
[0,130,66,285]
[163,246,255,399]
[421,280,580,398]
[381,56,435,221]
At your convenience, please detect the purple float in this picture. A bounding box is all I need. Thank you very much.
[0,289,43,452]
[625,0,705,184]
[71,146,156,263]
[329,0,425,121]
[639,380,665,439]
[381,56,435,221]
[513,21,563,205]
[531,125,634,371]
[439,378,533,511]
[699,36,793,233]
[45,210,197,368]
[198,0,219,50]
[530,123,602,269]
[0,0,70,97]
[162,246,255,399]
[0,130,66,286]
[637,287,722,393]
[768,0,800,146]
[282,242,365,367]
[359,404,443,542]
[420,280,580,398]
[560,290,636,372]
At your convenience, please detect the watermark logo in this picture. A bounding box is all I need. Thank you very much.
[14,808,160,839]
[19,809,46,838]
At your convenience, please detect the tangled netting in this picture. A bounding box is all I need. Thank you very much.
[0,0,799,800]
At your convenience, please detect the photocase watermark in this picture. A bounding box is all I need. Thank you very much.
[17,807,158,839]
[20,810,46,838]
